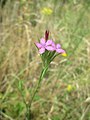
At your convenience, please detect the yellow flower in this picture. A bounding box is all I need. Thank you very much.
[61,53,67,57]
[41,7,53,15]
[67,85,73,92]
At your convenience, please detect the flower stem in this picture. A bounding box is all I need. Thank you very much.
[26,66,48,120]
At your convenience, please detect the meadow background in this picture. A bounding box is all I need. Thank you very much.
[0,0,90,120]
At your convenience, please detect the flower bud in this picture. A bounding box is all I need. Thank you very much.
[45,30,49,41]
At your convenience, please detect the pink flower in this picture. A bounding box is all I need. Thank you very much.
[35,38,55,54]
[55,44,65,54]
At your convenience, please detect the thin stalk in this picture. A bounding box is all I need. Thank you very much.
[30,66,48,106]
[25,66,48,120]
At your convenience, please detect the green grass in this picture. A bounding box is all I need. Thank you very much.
[0,0,90,120]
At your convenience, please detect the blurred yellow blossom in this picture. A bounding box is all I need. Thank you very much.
[41,7,53,15]
[67,85,73,92]
[62,53,67,57]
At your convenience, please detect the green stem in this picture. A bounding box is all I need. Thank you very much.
[26,66,48,120]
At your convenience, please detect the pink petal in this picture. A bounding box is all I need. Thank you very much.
[39,47,45,54]
[46,40,53,46]
[56,49,65,53]
[46,46,55,51]
[52,42,56,48]
[40,38,46,45]
[35,43,42,48]
[56,44,61,49]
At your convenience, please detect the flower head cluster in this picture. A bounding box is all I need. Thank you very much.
[35,31,66,56]
[35,30,67,66]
